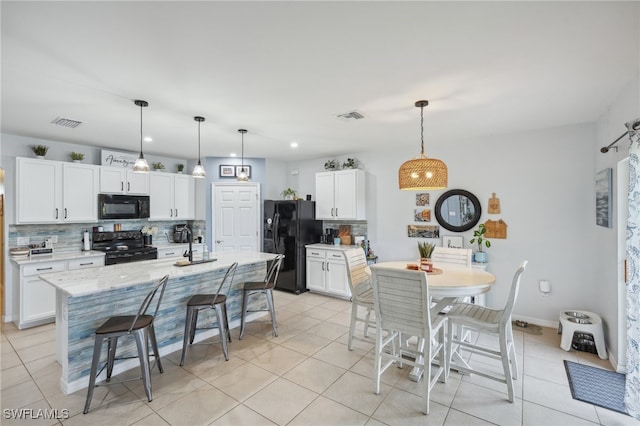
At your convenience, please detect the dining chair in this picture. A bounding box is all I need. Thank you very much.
[179,262,237,365]
[445,260,528,402]
[239,254,283,339]
[431,247,472,267]
[370,265,447,415]
[84,274,169,414]
[343,248,375,350]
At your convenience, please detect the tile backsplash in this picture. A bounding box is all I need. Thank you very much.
[8,220,206,254]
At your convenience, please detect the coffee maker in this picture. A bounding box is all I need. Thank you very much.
[321,228,338,244]
[173,224,190,243]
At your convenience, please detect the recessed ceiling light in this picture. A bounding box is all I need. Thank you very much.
[230,153,237,157]
[290,142,298,148]
[144,136,153,142]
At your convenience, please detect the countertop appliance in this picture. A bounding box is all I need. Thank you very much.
[263,200,323,294]
[173,224,190,243]
[98,194,150,220]
[92,230,158,265]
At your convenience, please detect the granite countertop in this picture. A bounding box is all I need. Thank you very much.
[40,250,277,297]
[9,250,106,266]
[305,243,364,251]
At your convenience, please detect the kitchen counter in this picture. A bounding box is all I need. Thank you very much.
[9,250,105,265]
[305,243,364,251]
[41,251,277,395]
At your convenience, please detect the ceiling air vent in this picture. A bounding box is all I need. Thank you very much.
[51,117,82,128]
[337,111,365,120]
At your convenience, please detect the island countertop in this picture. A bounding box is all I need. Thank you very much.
[41,250,277,297]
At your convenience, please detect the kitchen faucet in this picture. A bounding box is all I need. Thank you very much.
[181,226,193,263]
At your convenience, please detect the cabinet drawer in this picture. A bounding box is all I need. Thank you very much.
[68,257,104,270]
[306,249,326,259]
[23,262,66,276]
[326,252,345,262]
[158,249,181,258]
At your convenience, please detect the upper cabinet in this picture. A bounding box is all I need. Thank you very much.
[100,167,149,195]
[16,158,99,224]
[149,172,195,221]
[315,169,366,220]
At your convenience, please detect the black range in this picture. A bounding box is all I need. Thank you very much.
[92,231,158,265]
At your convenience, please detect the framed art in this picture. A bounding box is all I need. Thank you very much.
[442,235,464,249]
[407,225,440,239]
[219,165,236,177]
[416,193,430,206]
[595,168,612,228]
[414,208,431,222]
[236,165,251,178]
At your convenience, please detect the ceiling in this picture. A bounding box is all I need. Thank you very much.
[2,1,638,162]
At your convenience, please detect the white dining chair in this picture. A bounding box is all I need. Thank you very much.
[343,248,375,350]
[431,247,472,267]
[445,260,528,402]
[370,265,447,415]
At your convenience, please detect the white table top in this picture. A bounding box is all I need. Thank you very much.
[371,261,496,297]
[40,251,278,297]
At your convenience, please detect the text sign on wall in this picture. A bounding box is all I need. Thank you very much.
[101,149,138,169]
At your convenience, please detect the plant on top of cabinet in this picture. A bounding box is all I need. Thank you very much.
[177,164,184,173]
[324,159,337,170]
[152,162,165,171]
[31,145,49,158]
[342,158,357,169]
[281,187,297,200]
[70,152,85,162]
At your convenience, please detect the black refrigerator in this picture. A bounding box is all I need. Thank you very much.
[263,200,323,294]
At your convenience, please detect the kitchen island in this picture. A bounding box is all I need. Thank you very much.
[40,251,277,394]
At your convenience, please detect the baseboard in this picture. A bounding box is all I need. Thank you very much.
[512,315,558,330]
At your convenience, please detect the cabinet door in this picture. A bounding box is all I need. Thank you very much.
[63,163,99,222]
[306,256,326,292]
[326,254,350,297]
[21,276,56,323]
[126,170,150,195]
[334,170,358,219]
[100,167,126,194]
[16,158,62,223]
[315,172,335,219]
[173,174,194,220]
[149,172,175,220]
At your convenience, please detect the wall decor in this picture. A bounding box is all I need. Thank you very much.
[101,149,138,169]
[236,165,251,178]
[435,189,481,232]
[595,168,612,228]
[488,192,501,214]
[484,219,508,239]
[416,193,430,206]
[414,208,431,222]
[442,235,463,248]
[219,165,236,177]
[407,225,440,239]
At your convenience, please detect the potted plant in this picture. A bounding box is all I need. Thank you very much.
[342,158,357,169]
[176,164,184,173]
[281,187,297,200]
[470,223,491,263]
[70,152,85,162]
[152,162,165,171]
[417,241,436,272]
[324,160,337,170]
[31,145,49,159]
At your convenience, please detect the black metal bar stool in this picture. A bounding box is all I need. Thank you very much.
[239,254,283,339]
[180,262,237,366]
[84,275,169,414]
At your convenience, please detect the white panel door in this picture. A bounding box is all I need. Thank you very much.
[212,183,260,252]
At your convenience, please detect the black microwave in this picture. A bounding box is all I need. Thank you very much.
[98,194,150,220]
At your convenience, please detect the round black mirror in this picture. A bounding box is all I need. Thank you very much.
[434,189,482,232]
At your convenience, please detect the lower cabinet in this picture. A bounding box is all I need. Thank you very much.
[14,256,104,329]
[157,244,204,260]
[306,248,351,298]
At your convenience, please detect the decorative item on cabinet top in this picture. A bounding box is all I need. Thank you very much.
[70,152,85,162]
[31,145,49,158]
[281,187,297,200]
[151,162,165,171]
[324,159,337,170]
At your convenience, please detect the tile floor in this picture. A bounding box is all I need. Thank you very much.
[2,290,639,426]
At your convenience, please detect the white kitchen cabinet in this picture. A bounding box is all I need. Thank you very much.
[100,167,149,195]
[149,172,194,220]
[315,169,365,220]
[16,158,99,224]
[157,244,203,259]
[306,247,350,298]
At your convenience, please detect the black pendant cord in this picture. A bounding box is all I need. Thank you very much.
[197,120,201,163]
[241,133,244,169]
[420,104,425,156]
[139,104,144,157]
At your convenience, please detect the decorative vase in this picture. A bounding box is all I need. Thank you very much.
[420,258,433,272]
[72,160,81,163]
[474,251,488,263]
[36,156,45,160]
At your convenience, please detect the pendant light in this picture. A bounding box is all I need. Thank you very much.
[237,129,249,182]
[192,116,206,178]
[132,100,150,173]
[398,100,448,190]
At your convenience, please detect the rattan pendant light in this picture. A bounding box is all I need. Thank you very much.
[398,100,448,190]
[192,116,206,178]
[132,100,150,173]
[237,129,249,182]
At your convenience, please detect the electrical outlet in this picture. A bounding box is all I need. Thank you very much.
[17,237,29,246]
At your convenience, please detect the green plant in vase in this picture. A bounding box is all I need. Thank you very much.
[152,162,165,171]
[470,223,491,263]
[281,187,297,200]
[177,164,184,173]
[417,241,436,272]
[70,152,85,162]
[31,145,49,158]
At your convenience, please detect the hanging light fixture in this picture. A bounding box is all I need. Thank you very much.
[192,116,206,178]
[398,100,448,190]
[132,99,150,173]
[237,129,249,182]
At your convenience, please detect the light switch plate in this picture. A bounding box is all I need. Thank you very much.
[17,237,29,246]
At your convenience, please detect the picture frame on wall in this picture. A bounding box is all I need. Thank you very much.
[236,165,251,178]
[442,235,464,249]
[595,168,612,228]
[407,225,440,238]
[414,208,431,222]
[416,193,430,206]
[219,165,236,177]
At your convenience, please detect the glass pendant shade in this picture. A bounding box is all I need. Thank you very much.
[132,100,150,173]
[192,116,206,178]
[398,100,448,190]
[237,129,249,182]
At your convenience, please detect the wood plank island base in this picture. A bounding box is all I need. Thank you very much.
[40,251,278,394]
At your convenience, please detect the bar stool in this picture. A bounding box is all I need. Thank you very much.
[180,262,237,365]
[239,254,283,339]
[84,275,169,414]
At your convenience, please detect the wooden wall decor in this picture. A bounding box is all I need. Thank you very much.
[484,219,507,239]
[488,192,501,214]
